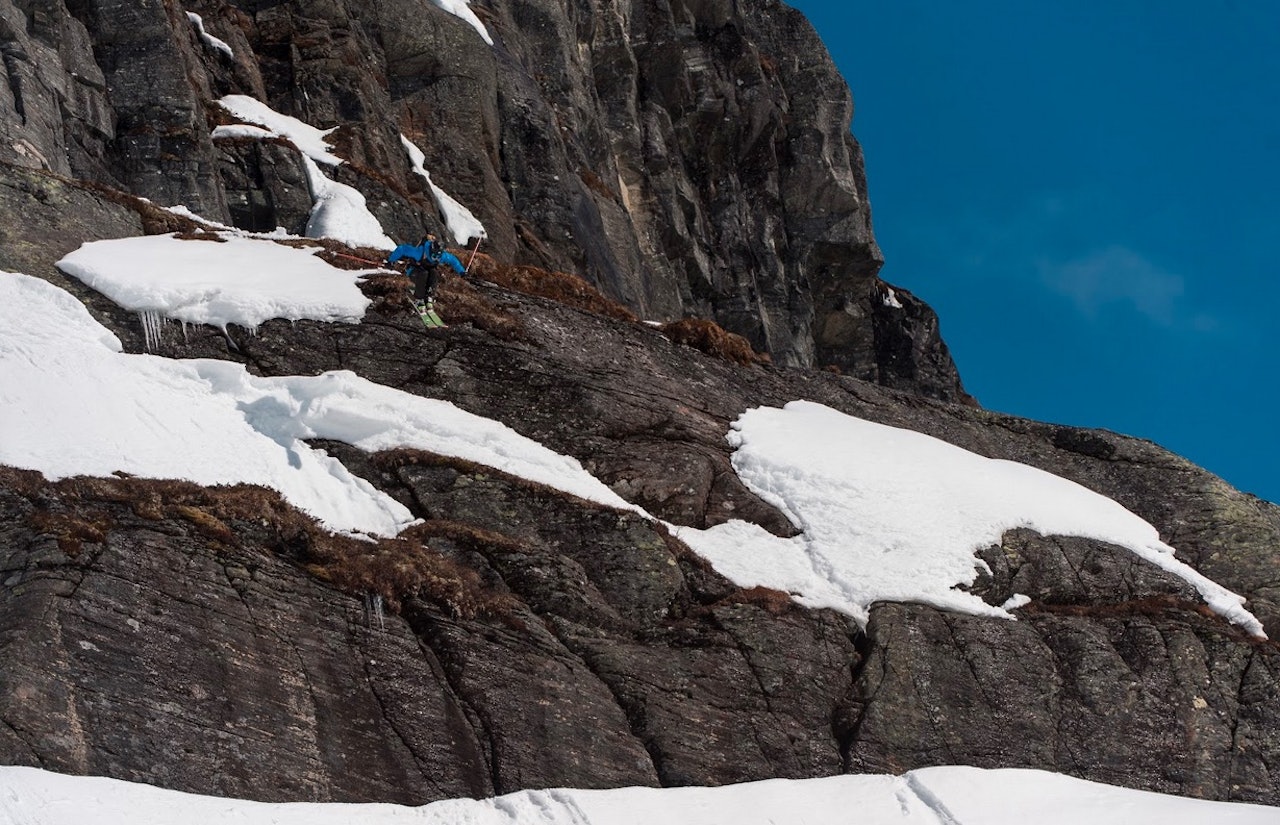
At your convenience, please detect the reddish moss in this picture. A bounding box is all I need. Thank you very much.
[172,230,227,242]
[467,252,637,322]
[578,168,619,203]
[27,510,111,558]
[719,585,797,616]
[174,505,236,544]
[303,530,517,617]
[660,318,769,366]
[435,275,528,340]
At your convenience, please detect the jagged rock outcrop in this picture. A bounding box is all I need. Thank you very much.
[0,0,968,400]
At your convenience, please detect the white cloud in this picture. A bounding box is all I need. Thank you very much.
[1038,245,1187,326]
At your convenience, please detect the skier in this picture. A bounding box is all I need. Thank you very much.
[385,233,466,316]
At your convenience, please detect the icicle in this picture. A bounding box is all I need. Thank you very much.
[138,310,166,352]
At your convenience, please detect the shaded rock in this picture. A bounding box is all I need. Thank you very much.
[0,471,491,804]
[0,0,110,177]
[847,602,1279,803]
[0,163,142,278]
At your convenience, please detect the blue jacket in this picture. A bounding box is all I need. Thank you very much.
[386,239,466,274]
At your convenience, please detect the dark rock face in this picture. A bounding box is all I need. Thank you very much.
[2,0,1279,812]
[0,165,142,277]
[0,471,496,803]
[847,532,1280,801]
[0,0,969,401]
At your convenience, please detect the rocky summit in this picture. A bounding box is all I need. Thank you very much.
[2,0,1280,811]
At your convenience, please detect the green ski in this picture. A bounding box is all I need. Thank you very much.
[407,298,447,329]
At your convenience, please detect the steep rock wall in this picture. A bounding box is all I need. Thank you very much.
[0,0,968,400]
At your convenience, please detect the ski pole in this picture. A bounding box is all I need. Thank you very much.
[465,236,483,273]
[330,251,387,267]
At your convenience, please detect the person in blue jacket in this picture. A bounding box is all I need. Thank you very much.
[385,233,466,312]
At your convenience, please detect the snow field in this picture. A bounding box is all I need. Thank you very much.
[3,764,1277,825]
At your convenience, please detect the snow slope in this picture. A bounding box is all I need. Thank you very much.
[2,765,1276,825]
[401,134,487,245]
[0,272,637,536]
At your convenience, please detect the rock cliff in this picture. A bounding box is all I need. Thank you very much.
[0,0,966,396]
[3,0,1280,812]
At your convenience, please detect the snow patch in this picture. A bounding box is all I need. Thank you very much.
[216,95,343,166]
[429,0,494,46]
[1002,593,1032,611]
[185,12,233,59]
[210,123,276,142]
[301,156,395,250]
[57,233,373,334]
[400,135,487,245]
[677,401,1264,637]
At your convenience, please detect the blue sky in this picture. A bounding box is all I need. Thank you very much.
[787,1,1280,504]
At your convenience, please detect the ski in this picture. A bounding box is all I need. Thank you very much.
[422,307,446,328]
[407,298,447,329]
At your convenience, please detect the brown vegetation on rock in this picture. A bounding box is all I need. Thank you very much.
[435,274,528,340]
[717,585,799,616]
[304,526,518,618]
[76,179,204,235]
[6,468,512,619]
[468,252,637,322]
[27,509,110,558]
[660,318,770,366]
[172,230,227,242]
